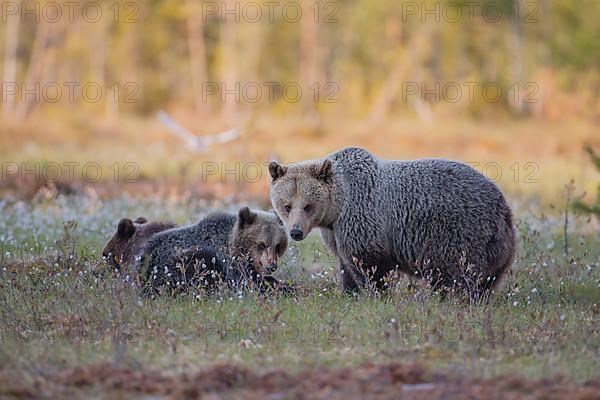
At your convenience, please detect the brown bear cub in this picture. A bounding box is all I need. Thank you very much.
[136,207,290,296]
[101,217,176,274]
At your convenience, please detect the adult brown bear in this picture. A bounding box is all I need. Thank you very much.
[269,147,515,299]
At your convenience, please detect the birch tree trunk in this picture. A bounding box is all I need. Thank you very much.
[299,0,320,120]
[14,21,54,121]
[219,0,237,121]
[508,0,525,114]
[2,12,19,117]
[186,0,210,115]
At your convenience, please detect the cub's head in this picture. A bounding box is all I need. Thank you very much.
[102,217,143,271]
[230,207,288,276]
[102,217,174,272]
[269,159,334,241]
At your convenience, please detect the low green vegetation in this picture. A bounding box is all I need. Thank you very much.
[0,194,599,381]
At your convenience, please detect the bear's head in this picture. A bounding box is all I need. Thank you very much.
[268,159,334,241]
[229,207,288,276]
[102,217,173,272]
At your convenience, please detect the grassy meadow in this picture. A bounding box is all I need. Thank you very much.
[1,112,599,398]
[2,115,600,398]
[0,187,598,395]
[3,0,600,396]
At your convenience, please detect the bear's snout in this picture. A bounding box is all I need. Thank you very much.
[290,228,304,241]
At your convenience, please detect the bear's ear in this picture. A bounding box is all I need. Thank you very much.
[315,159,333,182]
[134,216,148,224]
[238,207,257,228]
[117,218,136,239]
[268,161,288,182]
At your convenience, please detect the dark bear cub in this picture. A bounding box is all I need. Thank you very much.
[137,207,289,296]
[100,217,176,275]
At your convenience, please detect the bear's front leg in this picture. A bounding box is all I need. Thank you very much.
[339,261,365,292]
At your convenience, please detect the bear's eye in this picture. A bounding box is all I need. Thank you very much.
[304,204,313,213]
[275,242,284,253]
[284,205,292,213]
[257,243,266,251]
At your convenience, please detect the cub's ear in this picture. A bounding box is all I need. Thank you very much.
[117,218,136,239]
[269,209,284,226]
[238,207,257,228]
[268,161,288,182]
[315,159,333,181]
[134,216,148,224]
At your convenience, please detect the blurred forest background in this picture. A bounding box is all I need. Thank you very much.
[1,0,599,200]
